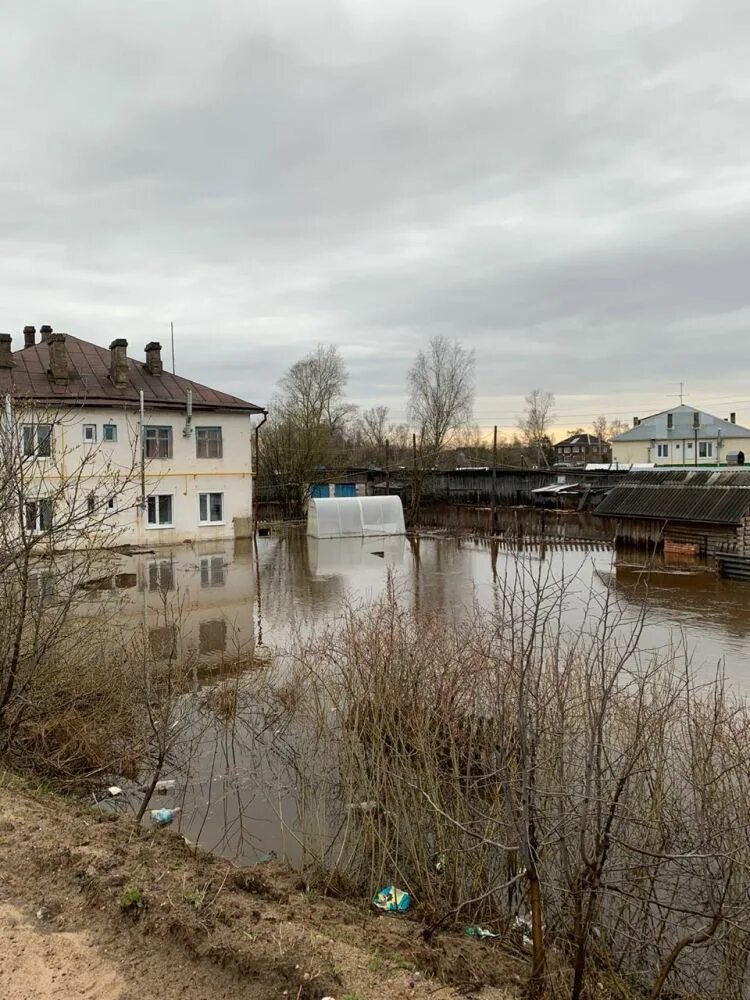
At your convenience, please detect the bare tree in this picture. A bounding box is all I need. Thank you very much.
[518,389,555,466]
[357,406,389,450]
[608,417,627,439]
[279,344,355,437]
[407,336,475,464]
[259,345,356,518]
[0,400,140,745]
[592,414,608,442]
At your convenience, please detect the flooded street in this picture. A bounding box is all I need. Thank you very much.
[95,528,750,865]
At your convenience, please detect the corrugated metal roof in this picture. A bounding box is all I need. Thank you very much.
[595,484,750,524]
[0,335,263,413]
[626,469,750,486]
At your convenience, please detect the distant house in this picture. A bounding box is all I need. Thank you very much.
[554,433,610,466]
[0,325,265,547]
[611,405,750,467]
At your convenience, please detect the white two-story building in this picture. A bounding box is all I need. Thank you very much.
[0,324,265,547]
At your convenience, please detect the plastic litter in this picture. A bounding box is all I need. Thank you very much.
[106,786,123,797]
[348,800,378,813]
[150,807,180,826]
[155,779,176,794]
[465,925,499,939]
[373,885,411,912]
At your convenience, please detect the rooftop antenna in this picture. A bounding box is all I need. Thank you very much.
[170,321,175,374]
[671,381,685,405]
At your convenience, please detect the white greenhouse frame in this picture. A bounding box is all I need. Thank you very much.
[307,496,406,539]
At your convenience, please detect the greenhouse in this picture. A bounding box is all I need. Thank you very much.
[306,495,406,539]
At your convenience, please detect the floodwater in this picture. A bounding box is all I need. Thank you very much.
[95,529,750,863]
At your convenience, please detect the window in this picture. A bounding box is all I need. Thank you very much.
[699,442,713,458]
[146,494,174,528]
[687,442,693,450]
[87,494,95,515]
[28,570,56,608]
[195,427,223,459]
[198,492,224,524]
[149,624,177,660]
[22,423,52,458]
[143,426,172,459]
[657,444,669,457]
[107,496,116,512]
[200,555,225,588]
[83,424,96,443]
[199,619,226,654]
[25,498,53,533]
[147,559,174,592]
[102,424,117,443]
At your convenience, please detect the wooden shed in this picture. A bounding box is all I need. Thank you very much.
[594,469,750,557]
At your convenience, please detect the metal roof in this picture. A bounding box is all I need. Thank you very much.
[555,433,604,447]
[626,469,750,486]
[0,334,263,413]
[613,404,750,442]
[595,483,750,524]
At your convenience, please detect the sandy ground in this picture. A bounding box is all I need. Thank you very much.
[0,903,125,1000]
[0,774,521,1000]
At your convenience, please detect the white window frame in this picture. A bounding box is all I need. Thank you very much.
[657,443,669,458]
[146,558,175,592]
[24,497,54,533]
[83,424,97,443]
[699,441,713,458]
[200,554,226,588]
[102,423,117,443]
[198,492,224,525]
[146,493,175,529]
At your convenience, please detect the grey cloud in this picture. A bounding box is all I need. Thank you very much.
[0,0,749,426]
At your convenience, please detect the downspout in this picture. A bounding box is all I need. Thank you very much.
[253,409,268,534]
[140,390,146,512]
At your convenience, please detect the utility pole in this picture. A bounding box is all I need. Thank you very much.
[491,425,497,535]
[170,321,175,374]
[385,438,390,496]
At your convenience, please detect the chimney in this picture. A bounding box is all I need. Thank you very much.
[0,334,14,369]
[23,325,36,347]
[47,333,69,385]
[144,341,163,377]
[40,324,53,343]
[633,416,640,427]
[730,412,736,424]
[109,339,129,388]
[693,411,700,428]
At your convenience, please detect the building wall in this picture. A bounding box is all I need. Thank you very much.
[612,435,750,466]
[598,515,741,556]
[19,402,255,547]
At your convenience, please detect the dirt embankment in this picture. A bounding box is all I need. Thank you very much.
[0,774,522,1000]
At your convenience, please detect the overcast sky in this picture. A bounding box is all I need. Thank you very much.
[1,0,749,435]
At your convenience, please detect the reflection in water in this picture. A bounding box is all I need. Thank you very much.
[84,529,750,867]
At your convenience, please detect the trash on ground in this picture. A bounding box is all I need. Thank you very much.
[155,779,176,794]
[150,807,180,826]
[465,925,500,939]
[106,786,123,797]
[373,885,411,912]
[348,800,378,813]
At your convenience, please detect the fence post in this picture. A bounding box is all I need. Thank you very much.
[491,425,497,535]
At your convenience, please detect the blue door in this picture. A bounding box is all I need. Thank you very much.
[335,483,357,498]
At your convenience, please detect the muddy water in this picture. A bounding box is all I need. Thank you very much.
[98,529,750,864]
